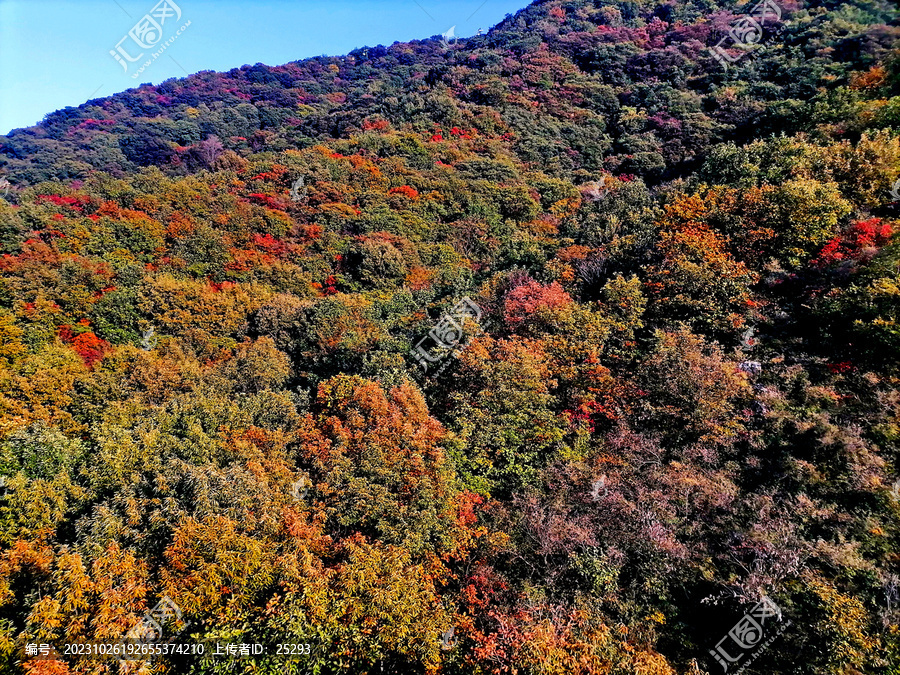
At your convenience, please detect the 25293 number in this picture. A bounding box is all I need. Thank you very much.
[277,643,312,656]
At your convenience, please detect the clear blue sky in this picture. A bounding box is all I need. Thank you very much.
[0,0,529,135]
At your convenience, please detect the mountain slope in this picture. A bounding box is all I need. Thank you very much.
[1,0,897,185]
[0,1,899,674]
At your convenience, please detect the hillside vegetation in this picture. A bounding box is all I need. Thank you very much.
[1,0,900,673]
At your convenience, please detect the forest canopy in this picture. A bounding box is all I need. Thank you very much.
[1,0,900,673]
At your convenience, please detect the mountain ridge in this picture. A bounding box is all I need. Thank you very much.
[1,0,896,186]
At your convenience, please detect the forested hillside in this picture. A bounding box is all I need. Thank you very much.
[1,0,900,672]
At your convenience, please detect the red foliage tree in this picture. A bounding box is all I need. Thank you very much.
[388,185,420,199]
[811,218,893,269]
[58,323,110,369]
[503,280,573,329]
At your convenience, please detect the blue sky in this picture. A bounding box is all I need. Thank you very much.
[0,0,529,135]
